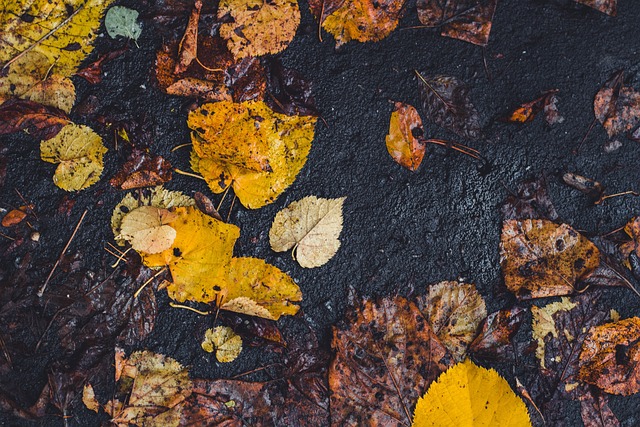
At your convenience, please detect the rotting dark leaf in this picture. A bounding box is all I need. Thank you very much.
[226,56,266,102]
[501,176,559,221]
[217,311,284,347]
[416,0,498,46]
[579,389,620,427]
[583,236,640,296]
[194,192,223,221]
[0,99,69,140]
[562,173,605,204]
[75,48,128,84]
[308,0,346,25]
[469,306,525,361]
[574,0,616,15]
[416,72,482,140]
[502,89,563,125]
[594,70,640,139]
[110,149,173,190]
[263,57,319,117]
[174,0,201,75]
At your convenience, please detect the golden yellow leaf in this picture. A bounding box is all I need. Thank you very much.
[322,0,404,46]
[142,206,240,304]
[531,297,577,369]
[40,123,107,191]
[221,257,302,320]
[386,102,426,172]
[0,0,114,77]
[417,281,487,362]
[412,359,532,427]
[201,326,243,363]
[269,196,346,268]
[82,384,100,413]
[189,100,316,209]
[118,206,178,254]
[218,0,300,59]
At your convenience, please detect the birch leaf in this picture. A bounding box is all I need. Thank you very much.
[105,6,142,41]
[119,206,178,254]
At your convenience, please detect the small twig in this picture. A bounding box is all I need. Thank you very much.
[169,302,211,315]
[574,117,597,154]
[108,245,132,268]
[174,168,206,180]
[171,143,192,152]
[195,57,223,73]
[0,232,15,241]
[134,267,166,298]
[231,363,281,379]
[226,193,237,223]
[14,188,37,220]
[482,47,492,82]
[414,70,454,109]
[596,190,639,204]
[421,138,481,159]
[217,186,231,212]
[318,0,325,42]
[37,210,87,298]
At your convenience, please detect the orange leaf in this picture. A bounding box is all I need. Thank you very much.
[386,102,426,172]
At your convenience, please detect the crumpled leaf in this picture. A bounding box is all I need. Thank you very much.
[416,0,498,46]
[594,70,640,139]
[417,73,482,140]
[329,295,452,426]
[503,89,563,125]
[320,0,405,46]
[386,102,426,172]
[269,196,346,268]
[562,173,605,204]
[105,6,143,41]
[500,219,600,299]
[201,326,243,363]
[416,281,487,362]
[575,0,616,15]
[218,0,300,59]
[469,307,525,361]
[110,149,173,190]
[411,359,532,427]
[119,206,178,254]
[0,0,114,76]
[579,317,640,395]
[189,100,316,209]
[0,99,69,140]
[40,123,107,191]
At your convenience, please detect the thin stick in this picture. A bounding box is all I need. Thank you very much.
[226,193,237,223]
[195,57,223,73]
[414,70,454,109]
[422,138,481,159]
[231,363,281,379]
[574,117,597,154]
[0,232,14,241]
[175,168,206,180]
[169,302,211,315]
[37,210,87,297]
[134,267,167,298]
[171,143,192,152]
[110,247,132,268]
[318,0,325,42]
[596,190,639,204]
[482,47,492,82]
[14,188,38,220]
[216,186,231,212]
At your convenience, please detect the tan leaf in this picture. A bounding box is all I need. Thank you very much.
[119,206,178,254]
[82,384,100,413]
[201,326,243,363]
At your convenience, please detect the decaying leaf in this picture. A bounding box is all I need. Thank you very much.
[201,326,243,363]
[269,196,346,268]
[579,317,640,395]
[469,307,526,361]
[263,57,319,117]
[119,206,178,254]
[0,99,69,140]
[386,102,426,171]
[620,217,640,263]
[501,176,559,221]
[110,149,173,190]
[76,48,128,84]
[329,295,452,426]
[575,0,616,15]
[580,390,620,427]
[594,70,640,139]
[82,384,100,413]
[416,0,498,46]
[562,173,605,204]
[320,0,405,46]
[189,100,316,209]
[40,123,108,191]
[1,208,28,228]
[218,0,300,59]
[105,6,143,41]
[411,359,532,427]
[417,73,482,140]
[500,219,600,299]
[503,89,563,125]
[416,281,487,361]
[532,297,578,370]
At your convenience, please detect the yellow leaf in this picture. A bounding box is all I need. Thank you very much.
[142,206,240,304]
[201,326,243,363]
[221,257,302,320]
[189,100,316,209]
[386,102,426,172]
[269,196,346,268]
[118,206,178,254]
[531,297,577,369]
[322,0,404,46]
[412,359,531,427]
[218,0,300,59]
[40,123,107,191]
[82,384,100,413]
[0,0,114,77]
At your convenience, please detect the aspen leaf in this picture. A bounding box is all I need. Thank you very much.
[218,0,300,59]
[412,359,531,427]
[201,326,243,363]
[386,102,426,172]
[40,123,107,191]
[269,196,346,268]
[188,100,316,209]
[105,6,142,41]
[119,206,178,254]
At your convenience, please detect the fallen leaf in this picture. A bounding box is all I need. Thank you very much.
[501,176,559,221]
[329,295,452,426]
[105,6,143,41]
[218,0,300,59]
[594,70,640,139]
[386,102,426,171]
[1,209,28,228]
[308,0,346,26]
[193,192,223,222]
[469,307,526,361]
[76,48,128,84]
[578,317,640,395]
[189,100,316,209]
[500,219,600,299]
[417,73,482,140]
[174,0,201,74]
[320,0,405,46]
[269,196,346,268]
[416,0,498,46]
[580,390,620,427]
[263,57,319,117]
[119,206,179,254]
[201,326,243,363]
[109,149,173,190]
[562,173,605,204]
[503,89,563,125]
[40,123,108,191]
[217,311,285,347]
[416,281,487,361]
[532,297,578,370]
[0,99,69,140]
[411,359,532,427]
[82,384,100,413]
[575,0,616,15]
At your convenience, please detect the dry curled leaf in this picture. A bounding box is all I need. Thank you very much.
[201,326,243,363]
[620,217,640,263]
[0,99,70,140]
[269,196,346,268]
[594,70,640,139]
[386,102,426,172]
[575,0,616,15]
[119,206,178,254]
[580,390,620,427]
[416,0,498,46]
[416,281,487,362]
[500,219,600,299]
[40,123,107,191]
[562,173,605,204]
[411,359,532,427]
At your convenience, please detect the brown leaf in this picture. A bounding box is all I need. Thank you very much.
[329,295,452,426]
[579,317,640,395]
[469,306,526,361]
[501,176,559,221]
[1,209,27,227]
[227,57,267,102]
[503,89,563,125]
[562,173,605,204]
[0,99,69,140]
[594,70,640,139]
[308,0,346,25]
[579,390,620,427]
[174,0,202,75]
[193,192,223,222]
[217,312,284,347]
[417,0,498,46]
[416,72,482,140]
[385,102,426,172]
[263,57,319,117]
[110,149,173,190]
[76,48,128,84]
[575,0,616,15]
[500,219,600,299]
